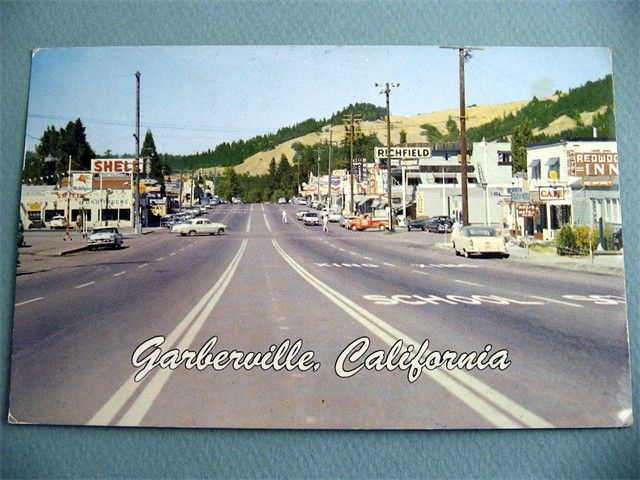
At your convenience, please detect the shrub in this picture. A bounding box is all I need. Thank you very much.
[574,225,598,252]
[555,224,577,250]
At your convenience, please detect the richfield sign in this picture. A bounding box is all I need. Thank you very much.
[374,147,432,159]
[91,158,146,174]
[568,150,618,177]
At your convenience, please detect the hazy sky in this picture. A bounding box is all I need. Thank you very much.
[25,46,613,155]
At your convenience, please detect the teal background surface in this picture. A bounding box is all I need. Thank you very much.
[1,1,638,477]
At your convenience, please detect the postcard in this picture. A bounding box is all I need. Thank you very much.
[10,45,632,429]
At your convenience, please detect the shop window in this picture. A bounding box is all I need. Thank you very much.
[27,211,42,221]
[497,151,512,166]
[119,209,131,221]
[530,160,541,180]
[547,158,560,181]
[102,209,118,221]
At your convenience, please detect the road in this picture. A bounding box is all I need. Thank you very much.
[9,203,632,429]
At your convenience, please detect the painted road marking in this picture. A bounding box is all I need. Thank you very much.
[263,213,272,232]
[562,294,626,305]
[246,215,251,232]
[113,271,127,277]
[15,297,43,307]
[88,239,249,427]
[170,252,176,256]
[454,280,483,287]
[528,295,583,308]
[272,239,553,429]
[156,257,164,262]
[617,408,633,424]
[74,282,95,289]
[412,263,479,269]
[362,256,374,261]
[314,263,379,268]
[363,294,545,307]
[383,262,396,267]
[138,263,149,268]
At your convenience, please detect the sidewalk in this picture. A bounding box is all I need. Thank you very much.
[19,227,158,257]
[435,241,625,276]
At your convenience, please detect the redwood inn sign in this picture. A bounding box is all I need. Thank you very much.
[568,150,618,177]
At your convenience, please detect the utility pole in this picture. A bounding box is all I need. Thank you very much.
[376,82,399,231]
[316,144,321,205]
[441,46,481,226]
[343,112,362,215]
[134,71,141,234]
[327,129,333,209]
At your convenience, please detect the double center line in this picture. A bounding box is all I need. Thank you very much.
[87,238,248,426]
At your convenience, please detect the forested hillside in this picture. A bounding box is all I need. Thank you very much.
[161,102,386,171]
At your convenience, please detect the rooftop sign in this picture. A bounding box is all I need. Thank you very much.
[374,147,431,159]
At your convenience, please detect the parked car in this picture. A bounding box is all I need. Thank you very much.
[426,216,454,233]
[326,210,342,222]
[171,218,226,236]
[407,218,429,231]
[87,227,124,250]
[297,198,308,205]
[452,226,509,258]
[296,210,309,221]
[28,219,46,229]
[49,215,68,229]
[339,215,358,228]
[302,212,320,226]
[278,197,287,204]
[348,214,390,231]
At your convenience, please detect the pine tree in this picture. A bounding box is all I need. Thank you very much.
[141,130,164,182]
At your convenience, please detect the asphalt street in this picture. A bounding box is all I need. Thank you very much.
[9,203,632,429]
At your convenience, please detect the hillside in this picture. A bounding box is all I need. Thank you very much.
[225,100,529,176]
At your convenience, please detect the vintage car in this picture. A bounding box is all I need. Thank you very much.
[49,215,68,229]
[347,214,390,231]
[87,227,124,250]
[452,225,509,258]
[171,218,226,236]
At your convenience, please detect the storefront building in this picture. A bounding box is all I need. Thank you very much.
[523,139,619,240]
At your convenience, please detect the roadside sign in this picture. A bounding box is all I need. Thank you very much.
[511,191,531,202]
[517,204,539,217]
[374,146,431,159]
[506,187,522,194]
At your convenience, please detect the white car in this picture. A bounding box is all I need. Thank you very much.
[326,210,342,222]
[171,218,226,236]
[452,226,509,258]
[278,197,287,204]
[87,227,123,250]
[49,215,68,229]
[302,212,320,226]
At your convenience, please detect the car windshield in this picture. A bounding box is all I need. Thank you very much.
[306,213,318,217]
[92,228,117,234]
[465,227,498,237]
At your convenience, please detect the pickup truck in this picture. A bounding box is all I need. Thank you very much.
[347,214,390,231]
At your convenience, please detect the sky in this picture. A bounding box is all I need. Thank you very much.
[25,45,613,156]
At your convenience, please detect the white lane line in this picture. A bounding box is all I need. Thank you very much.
[74,281,95,289]
[272,239,552,429]
[179,248,185,252]
[330,244,336,248]
[339,248,345,252]
[349,251,357,255]
[156,257,164,262]
[454,280,483,287]
[362,256,374,261]
[246,215,251,232]
[528,295,583,308]
[88,239,249,426]
[15,297,44,307]
[113,271,127,277]
[261,204,264,211]
[170,252,176,256]
[138,263,149,268]
[383,262,396,267]
[263,213,272,232]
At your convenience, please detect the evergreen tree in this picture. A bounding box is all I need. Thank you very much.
[267,157,278,199]
[140,130,164,182]
[511,119,532,174]
[445,116,460,142]
[219,166,240,200]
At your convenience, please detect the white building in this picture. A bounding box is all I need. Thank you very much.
[521,139,620,240]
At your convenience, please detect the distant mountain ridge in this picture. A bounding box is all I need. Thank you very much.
[166,74,615,176]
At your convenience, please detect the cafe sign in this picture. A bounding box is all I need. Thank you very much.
[539,186,565,201]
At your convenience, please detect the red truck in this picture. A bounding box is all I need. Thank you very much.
[347,214,390,231]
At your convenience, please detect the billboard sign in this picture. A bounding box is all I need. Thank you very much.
[374,146,431,159]
[91,158,146,174]
[71,173,92,193]
[568,150,618,177]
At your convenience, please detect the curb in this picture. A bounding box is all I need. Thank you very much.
[60,245,88,256]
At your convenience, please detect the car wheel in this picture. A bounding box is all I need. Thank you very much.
[189,230,196,236]
[421,226,425,231]
[453,243,460,256]
[407,226,411,231]
[464,249,469,258]
[379,225,385,231]
[502,253,510,259]
[351,225,357,231]
[217,228,224,235]
[180,232,186,236]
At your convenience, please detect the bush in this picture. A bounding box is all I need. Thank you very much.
[555,224,577,250]
[574,225,598,252]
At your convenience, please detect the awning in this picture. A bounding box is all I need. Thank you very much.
[546,157,560,167]
[529,159,541,168]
